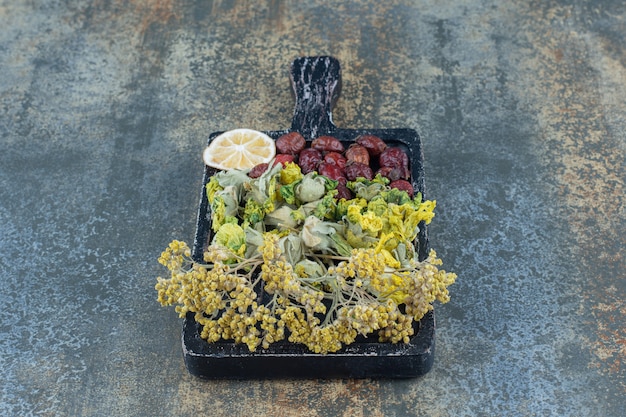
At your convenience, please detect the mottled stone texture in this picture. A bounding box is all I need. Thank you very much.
[0,1,624,416]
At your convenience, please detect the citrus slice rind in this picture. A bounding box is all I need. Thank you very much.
[202,129,276,171]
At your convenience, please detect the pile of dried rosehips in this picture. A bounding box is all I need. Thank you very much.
[249,132,414,199]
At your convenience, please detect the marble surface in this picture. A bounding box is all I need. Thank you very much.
[1,1,624,416]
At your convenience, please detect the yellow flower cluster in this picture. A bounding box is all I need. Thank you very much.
[378,311,415,344]
[369,271,411,304]
[404,250,457,321]
[156,241,269,351]
[156,230,456,354]
[157,240,191,270]
[350,248,387,278]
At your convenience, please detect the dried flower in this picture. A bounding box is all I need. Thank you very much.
[155,161,456,353]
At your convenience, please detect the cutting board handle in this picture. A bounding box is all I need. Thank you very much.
[290,56,341,139]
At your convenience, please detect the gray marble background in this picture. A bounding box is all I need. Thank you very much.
[1,1,624,416]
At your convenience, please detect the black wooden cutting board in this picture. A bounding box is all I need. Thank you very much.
[184,56,435,379]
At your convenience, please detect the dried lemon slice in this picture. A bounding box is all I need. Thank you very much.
[202,129,276,170]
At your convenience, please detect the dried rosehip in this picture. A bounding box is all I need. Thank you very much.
[276,132,306,155]
[335,182,353,200]
[318,162,346,183]
[344,144,370,165]
[389,179,414,197]
[248,163,269,178]
[345,162,374,181]
[379,147,410,179]
[323,152,347,170]
[356,134,387,156]
[298,148,322,174]
[311,136,344,153]
[376,166,404,182]
[272,154,296,166]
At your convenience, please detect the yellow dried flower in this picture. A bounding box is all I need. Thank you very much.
[155,173,456,354]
